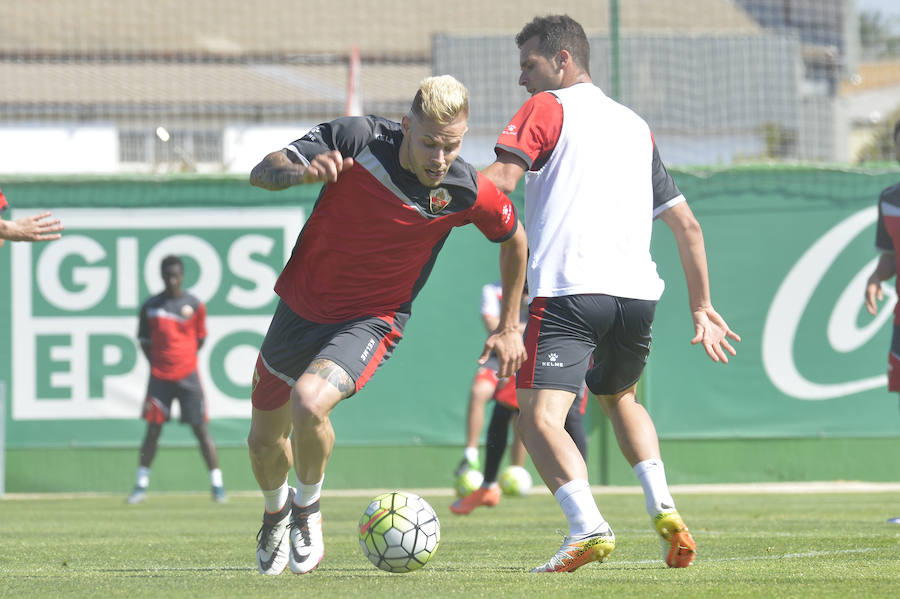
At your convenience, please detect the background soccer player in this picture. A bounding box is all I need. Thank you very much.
[451,369,588,515]
[453,280,530,479]
[247,75,528,576]
[127,255,225,505]
[863,118,900,525]
[483,15,740,572]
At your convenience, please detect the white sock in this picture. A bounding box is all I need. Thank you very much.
[295,475,324,508]
[136,466,150,489]
[464,447,479,464]
[633,458,676,517]
[262,479,290,513]
[554,478,608,538]
[209,468,223,488]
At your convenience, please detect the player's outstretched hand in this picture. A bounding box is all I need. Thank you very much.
[864,276,885,316]
[303,151,355,184]
[690,305,740,363]
[2,212,64,242]
[480,328,526,378]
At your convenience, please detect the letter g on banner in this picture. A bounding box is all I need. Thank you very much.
[762,207,890,400]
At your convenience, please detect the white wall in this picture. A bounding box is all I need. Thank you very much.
[223,124,317,174]
[0,124,119,174]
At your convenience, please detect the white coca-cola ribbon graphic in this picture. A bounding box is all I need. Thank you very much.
[763,206,893,400]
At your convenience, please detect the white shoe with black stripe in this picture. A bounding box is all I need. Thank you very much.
[256,488,295,575]
[289,500,324,575]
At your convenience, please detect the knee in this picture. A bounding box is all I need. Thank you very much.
[516,405,544,431]
[599,387,639,411]
[469,383,493,406]
[518,401,566,433]
[247,424,284,457]
[247,429,269,456]
[291,381,333,427]
[145,423,163,440]
[595,393,623,415]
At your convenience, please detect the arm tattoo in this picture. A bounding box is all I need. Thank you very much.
[249,151,304,190]
[306,359,356,397]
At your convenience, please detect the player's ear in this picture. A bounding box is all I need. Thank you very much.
[401,115,411,134]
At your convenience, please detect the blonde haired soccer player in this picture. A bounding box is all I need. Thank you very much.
[411,73,470,124]
[483,15,740,572]
[247,75,528,576]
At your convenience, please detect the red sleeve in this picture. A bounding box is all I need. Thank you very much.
[0,186,8,212]
[494,92,563,170]
[196,303,207,342]
[470,172,518,243]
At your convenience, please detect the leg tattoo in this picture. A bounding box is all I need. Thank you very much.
[305,359,355,398]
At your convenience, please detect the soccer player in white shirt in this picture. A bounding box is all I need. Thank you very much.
[483,15,740,572]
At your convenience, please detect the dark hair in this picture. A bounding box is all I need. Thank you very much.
[515,15,590,74]
[160,254,183,273]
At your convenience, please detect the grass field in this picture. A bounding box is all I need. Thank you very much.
[2,487,899,598]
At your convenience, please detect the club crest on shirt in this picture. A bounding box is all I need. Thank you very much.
[180,304,194,319]
[429,187,452,213]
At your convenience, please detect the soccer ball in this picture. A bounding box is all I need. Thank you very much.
[455,468,484,497]
[499,465,532,496]
[358,491,440,573]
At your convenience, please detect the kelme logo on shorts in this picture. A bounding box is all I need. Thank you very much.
[541,352,564,368]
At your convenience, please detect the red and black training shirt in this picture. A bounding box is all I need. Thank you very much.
[276,116,518,323]
[138,292,207,381]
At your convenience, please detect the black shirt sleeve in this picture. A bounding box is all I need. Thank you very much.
[137,303,150,344]
[285,116,378,165]
[651,143,682,212]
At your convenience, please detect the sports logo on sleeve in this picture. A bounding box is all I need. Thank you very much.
[429,188,452,213]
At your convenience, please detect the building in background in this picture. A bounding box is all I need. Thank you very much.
[0,0,897,172]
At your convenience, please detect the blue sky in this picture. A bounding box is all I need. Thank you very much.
[859,0,900,18]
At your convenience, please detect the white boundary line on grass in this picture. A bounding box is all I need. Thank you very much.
[613,547,880,566]
[4,480,900,500]
[328,480,900,497]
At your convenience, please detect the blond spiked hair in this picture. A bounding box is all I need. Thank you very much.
[409,75,469,125]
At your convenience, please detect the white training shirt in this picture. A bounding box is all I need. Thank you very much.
[496,83,685,301]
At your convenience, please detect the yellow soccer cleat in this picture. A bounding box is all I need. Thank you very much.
[530,527,615,573]
[654,511,697,568]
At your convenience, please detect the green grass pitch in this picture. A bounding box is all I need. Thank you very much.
[1,489,899,598]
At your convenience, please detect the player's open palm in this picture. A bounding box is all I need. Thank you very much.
[5,212,63,242]
[690,305,740,363]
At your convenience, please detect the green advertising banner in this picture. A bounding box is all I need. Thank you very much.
[2,168,900,451]
[647,167,900,439]
[3,205,303,447]
[0,177,508,449]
